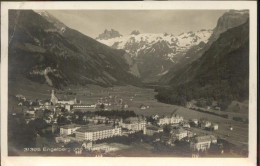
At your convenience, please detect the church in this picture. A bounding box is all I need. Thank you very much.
[50,90,81,105]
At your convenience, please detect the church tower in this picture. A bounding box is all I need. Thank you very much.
[50,90,58,105]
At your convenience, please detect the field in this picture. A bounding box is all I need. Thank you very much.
[8,80,248,152]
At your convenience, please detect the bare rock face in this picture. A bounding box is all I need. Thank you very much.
[130,30,140,35]
[210,10,249,41]
[96,29,122,40]
[160,10,249,84]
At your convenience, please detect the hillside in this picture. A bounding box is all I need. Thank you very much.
[160,10,249,84]
[156,20,249,109]
[8,10,141,90]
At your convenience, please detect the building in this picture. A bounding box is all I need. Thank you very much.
[60,124,81,136]
[172,128,188,140]
[82,141,93,150]
[73,104,96,110]
[189,119,198,126]
[211,123,219,130]
[119,117,146,132]
[200,120,211,129]
[183,122,191,128]
[158,114,183,126]
[50,90,80,105]
[190,135,217,151]
[65,104,71,111]
[122,104,128,109]
[152,114,160,120]
[145,125,163,136]
[44,117,52,124]
[75,125,121,141]
[87,116,108,124]
[26,110,35,116]
[140,104,149,110]
[55,136,71,143]
[90,143,119,152]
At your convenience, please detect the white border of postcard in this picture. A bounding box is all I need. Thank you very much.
[1,1,257,166]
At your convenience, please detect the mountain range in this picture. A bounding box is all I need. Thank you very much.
[97,29,213,82]
[97,10,249,83]
[8,9,250,108]
[8,10,141,89]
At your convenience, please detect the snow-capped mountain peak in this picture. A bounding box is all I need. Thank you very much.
[97,29,212,82]
[97,29,212,59]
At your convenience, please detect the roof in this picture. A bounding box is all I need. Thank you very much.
[76,125,115,133]
[73,104,95,106]
[194,135,217,143]
[202,120,211,124]
[162,114,183,119]
[146,125,162,131]
[191,119,198,121]
[60,124,81,129]
[173,128,187,134]
[123,117,141,123]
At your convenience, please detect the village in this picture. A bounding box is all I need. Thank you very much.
[8,88,241,157]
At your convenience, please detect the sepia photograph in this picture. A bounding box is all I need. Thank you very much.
[1,1,257,166]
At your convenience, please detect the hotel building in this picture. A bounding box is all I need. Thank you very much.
[75,125,121,141]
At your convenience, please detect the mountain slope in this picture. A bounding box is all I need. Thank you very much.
[8,10,141,89]
[156,20,249,109]
[98,29,213,82]
[160,10,249,84]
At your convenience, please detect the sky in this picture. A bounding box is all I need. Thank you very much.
[47,10,227,38]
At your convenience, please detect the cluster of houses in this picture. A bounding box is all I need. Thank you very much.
[55,112,219,153]
[140,104,150,110]
[15,91,220,155]
[157,114,184,125]
[189,119,219,131]
[57,116,147,143]
[186,100,221,111]
[96,95,129,110]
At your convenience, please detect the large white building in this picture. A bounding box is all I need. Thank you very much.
[60,124,81,136]
[119,117,146,132]
[190,135,217,151]
[73,104,96,109]
[75,125,121,141]
[158,114,183,125]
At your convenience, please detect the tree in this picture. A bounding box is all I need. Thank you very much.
[28,118,48,135]
[43,109,52,118]
[65,142,81,149]
[163,124,171,135]
[8,116,37,151]
[99,103,105,110]
[57,116,70,125]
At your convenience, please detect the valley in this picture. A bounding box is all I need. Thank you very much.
[9,78,248,154]
[7,9,250,157]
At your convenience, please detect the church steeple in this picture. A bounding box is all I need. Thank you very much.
[50,90,58,105]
